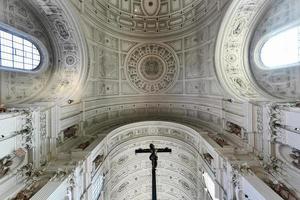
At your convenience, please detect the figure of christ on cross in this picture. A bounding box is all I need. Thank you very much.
[135,144,172,200]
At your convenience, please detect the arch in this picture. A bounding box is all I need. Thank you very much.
[249,0,300,100]
[92,121,206,200]
[215,0,275,101]
[254,25,300,70]
[0,22,49,73]
[7,0,89,104]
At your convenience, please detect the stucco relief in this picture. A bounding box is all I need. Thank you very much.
[125,43,179,93]
[215,0,273,101]
[77,0,226,99]
[0,0,88,104]
[83,0,219,35]
[96,122,204,200]
[0,0,52,103]
[25,0,87,103]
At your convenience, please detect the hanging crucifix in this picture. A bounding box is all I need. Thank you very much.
[135,143,172,200]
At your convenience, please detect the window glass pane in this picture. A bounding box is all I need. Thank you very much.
[0,29,41,71]
[13,42,23,50]
[261,26,300,68]
[15,49,23,56]
[24,58,32,64]
[25,52,32,58]
[1,31,12,40]
[1,52,13,60]
[14,55,23,63]
[14,61,23,69]
[13,35,23,44]
[33,49,39,55]
[23,40,32,47]
[24,45,32,53]
[1,38,12,47]
[33,60,40,66]
[2,46,12,53]
[2,59,12,67]
[33,54,40,60]
[24,64,33,70]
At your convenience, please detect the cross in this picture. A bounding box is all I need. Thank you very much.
[135,143,172,200]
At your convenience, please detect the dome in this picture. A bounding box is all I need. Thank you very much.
[90,0,215,36]
[1,0,300,200]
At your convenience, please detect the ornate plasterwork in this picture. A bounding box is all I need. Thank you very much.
[82,99,223,136]
[0,0,88,104]
[126,43,179,93]
[141,0,161,16]
[93,121,203,200]
[23,0,88,103]
[77,0,226,98]
[0,0,52,104]
[215,0,274,101]
[84,0,216,35]
[107,141,199,200]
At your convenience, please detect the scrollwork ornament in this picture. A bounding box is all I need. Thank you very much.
[267,103,284,143]
[215,0,274,101]
[231,169,240,188]
[40,112,47,137]
[15,109,34,150]
[262,156,285,176]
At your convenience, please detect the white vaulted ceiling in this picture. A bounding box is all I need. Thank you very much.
[2,1,300,200]
[2,0,298,107]
[94,121,207,200]
[0,0,232,140]
[84,0,220,36]
[0,0,232,106]
[72,0,230,99]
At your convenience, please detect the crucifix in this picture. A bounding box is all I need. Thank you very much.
[135,144,172,200]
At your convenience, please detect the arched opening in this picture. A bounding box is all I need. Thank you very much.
[87,121,215,200]
[258,25,300,69]
[0,23,48,73]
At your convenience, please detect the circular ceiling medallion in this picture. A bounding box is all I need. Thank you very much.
[126,43,179,93]
[139,56,165,81]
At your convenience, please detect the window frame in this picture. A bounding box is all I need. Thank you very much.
[0,22,49,73]
[253,21,300,70]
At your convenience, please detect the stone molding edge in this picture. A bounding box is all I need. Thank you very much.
[215,0,276,102]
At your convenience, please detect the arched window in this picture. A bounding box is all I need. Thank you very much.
[0,25,46,72]
[257,25,300,69]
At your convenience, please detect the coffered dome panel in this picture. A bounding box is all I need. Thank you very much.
[90,0,216,35]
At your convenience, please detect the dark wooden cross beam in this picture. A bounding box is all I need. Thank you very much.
[135,144,172,200]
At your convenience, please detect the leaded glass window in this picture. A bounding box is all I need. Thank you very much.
[0,29,41,71]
